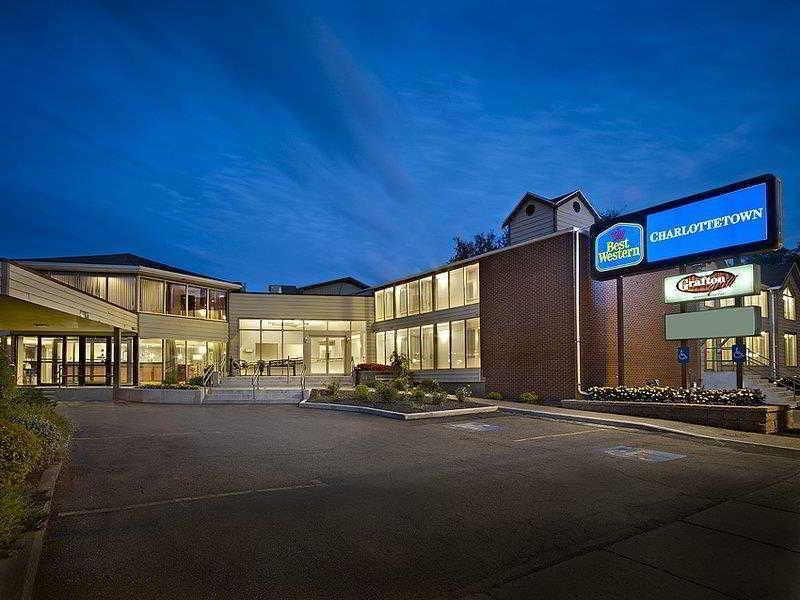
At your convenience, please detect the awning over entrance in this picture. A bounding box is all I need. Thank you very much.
[0,260,138,334]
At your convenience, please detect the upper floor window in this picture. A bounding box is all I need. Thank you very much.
[141,278,226,320]
[744,290,769,318]
[785,333,797,367]
[784,288,796,320]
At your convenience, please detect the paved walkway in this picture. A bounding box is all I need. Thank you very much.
[491,401,800,452]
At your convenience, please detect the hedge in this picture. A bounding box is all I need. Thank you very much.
[0,419,43,488]
[586,386,764,406]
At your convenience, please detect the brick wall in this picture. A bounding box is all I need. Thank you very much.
[480,231,701,401]
[479,232,578,400]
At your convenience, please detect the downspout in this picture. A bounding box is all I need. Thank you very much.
[769,287,778,379]
[574,229,587,397]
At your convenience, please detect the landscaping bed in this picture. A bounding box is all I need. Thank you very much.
[0,352,72,560]
[308,390,490,414]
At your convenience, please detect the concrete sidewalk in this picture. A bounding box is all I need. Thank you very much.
[492,401,800,453]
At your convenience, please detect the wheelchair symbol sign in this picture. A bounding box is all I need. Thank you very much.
[732,344,747,364]
[677,346,690,364]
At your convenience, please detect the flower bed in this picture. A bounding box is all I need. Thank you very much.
[308,389,489,414]
[586,386,764,406]
[1,378,72,554]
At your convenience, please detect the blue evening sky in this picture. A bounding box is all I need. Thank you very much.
[3,1,798,289]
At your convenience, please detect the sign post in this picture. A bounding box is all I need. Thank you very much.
[678,265,688,388]
[617,277,624,386]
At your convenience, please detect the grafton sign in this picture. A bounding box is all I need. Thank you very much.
[663,264,760,304]
[589,174,781,280]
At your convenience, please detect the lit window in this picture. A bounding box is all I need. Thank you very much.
[421,325,434,369]
[435,273,449,311]
[384,287,394,320]
[167,283,187,316]
[140,279,165,313]
[408,327,421,371]
[464,264,479,304]
[420,277,433,313]
[375,289,384,321]
[376,332,386,365]
[451,320,465,368]
[784,288,796,320]
[396,328,409,359]
[396,283,408,317]
[744,290,768,318]
[466,318,480,368]
[746,331,769,364]
[208,290,227,320]
[385,330,395,363]
[719,297,735,308]
[187,286,207,318]
[407,280,420,315]
[785,333,797,367]
[449,268,465,308]
[436,322,450,369]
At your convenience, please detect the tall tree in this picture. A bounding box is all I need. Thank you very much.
[449,229,509,262]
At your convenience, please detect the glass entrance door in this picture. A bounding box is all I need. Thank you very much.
[308,336,347,374]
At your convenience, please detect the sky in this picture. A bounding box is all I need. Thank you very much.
[2,0,798,290]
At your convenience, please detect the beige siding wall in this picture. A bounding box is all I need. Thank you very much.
[228,293,375,361]
[556,197,596,230]
[2,262,138,332]
[138,313,229,341]
[508,200,555,245]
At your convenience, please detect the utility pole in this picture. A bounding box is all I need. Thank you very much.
[616,276,624,386]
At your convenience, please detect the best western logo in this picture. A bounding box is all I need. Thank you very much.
[675,270,737,294]
[594,223,644,272]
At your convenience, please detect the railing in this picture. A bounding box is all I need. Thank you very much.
[704,342,798,399]
[202,364,216,388]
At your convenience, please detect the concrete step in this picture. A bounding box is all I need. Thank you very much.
[217,375,352,389]
[203,388,308,404]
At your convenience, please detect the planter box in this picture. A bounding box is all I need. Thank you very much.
[563,400,787,434]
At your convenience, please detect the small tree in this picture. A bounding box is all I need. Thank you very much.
[0,347,17,401]
[449,229,509,262]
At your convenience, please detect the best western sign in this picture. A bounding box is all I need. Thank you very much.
[663,264,761,304]
[589,174,782,280]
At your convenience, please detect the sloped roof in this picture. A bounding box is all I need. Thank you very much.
[16,253,241,286]
[760,261,800,288]
[297,276,370,293]
[502,189,600,227]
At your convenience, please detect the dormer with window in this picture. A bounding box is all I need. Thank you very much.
[502,190,599,245]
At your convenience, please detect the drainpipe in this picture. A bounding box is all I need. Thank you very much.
[769,287,778,379]
[573,229,585,398]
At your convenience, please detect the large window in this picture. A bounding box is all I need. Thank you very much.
[435,272,449,311]
[139,338,164,383]
[450,320,465,368]
[107,275,136,309]
[466,318,480,368]
[187,286,208,318]
[746,331,769,365]
[376,331,386,366]
[208,290,227,320]
[784,288,796,320]
[465,264,479,304]
[436,322,450,369]
[420,277,433,313]
[385,330,395,363]
[744,291,769,318]
[239,319,367,365]
[409,326,421,370]
[375,289,385,321]
[785,333,797,367]
[408,280,420,315]
[421,325,434,369]
[449,268,465,308]
[140,279,165,313]
[373,264,479,322]
[167,283,187,316]
[396,328,409,360]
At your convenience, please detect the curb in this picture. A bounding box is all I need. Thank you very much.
[298,399,498,420]
[499,406,800,453]
[0,460,63,600]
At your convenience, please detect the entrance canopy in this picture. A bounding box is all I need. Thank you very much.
[0,261,137,334]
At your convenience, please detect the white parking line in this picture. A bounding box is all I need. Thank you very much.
[513,429,605,443]
[58,481,326,517]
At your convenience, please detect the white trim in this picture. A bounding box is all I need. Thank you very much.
[298,398,497,420]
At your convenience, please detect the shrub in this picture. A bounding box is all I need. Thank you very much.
[0,488,46,552]
[418,379,440,393]
[0,419,42,487]
[0,349,16,400]
[353,384,371,401]
[187,375,205,387]
[375,381,399,402]
[486,391,503,401]
[5,403,72,464]
[429,390,448,405]
[391,376,411,391]
[411,387,426,403]
[454,386,472,402]
[389,351,410,378]
[519,392,539,404]
[324,380,341,398]
[586,386,765,406]
[12,386,56,409]
[162,373,178,385]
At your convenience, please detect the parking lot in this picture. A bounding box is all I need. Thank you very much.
[35,403,800,599]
